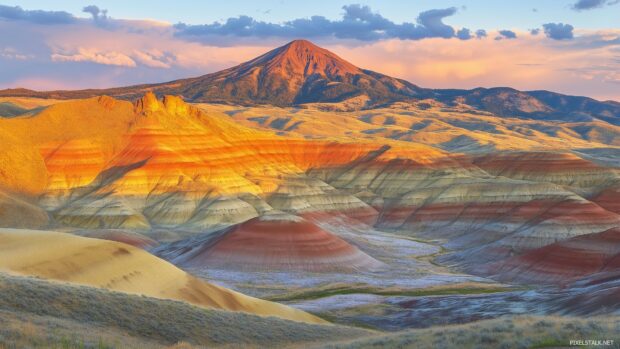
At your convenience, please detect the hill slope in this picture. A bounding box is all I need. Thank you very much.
[0,273,369,348]
[0,228,324,324]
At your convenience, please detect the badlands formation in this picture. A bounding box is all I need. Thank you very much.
[0,40,619,343]
[1,91,618,306]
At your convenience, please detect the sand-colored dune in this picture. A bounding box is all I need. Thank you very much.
[0,228,325,324]
[73,229,158,249]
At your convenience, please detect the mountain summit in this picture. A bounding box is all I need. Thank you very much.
[246,39,361,78]
[0,40,423,107]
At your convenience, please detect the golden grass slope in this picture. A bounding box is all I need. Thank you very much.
[0,228,325,324]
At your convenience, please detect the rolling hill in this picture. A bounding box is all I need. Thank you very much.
[0,228,324,324]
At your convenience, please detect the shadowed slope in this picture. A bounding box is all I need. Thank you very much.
[0,190,49,228]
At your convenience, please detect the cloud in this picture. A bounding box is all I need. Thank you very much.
[495,30,517,40]
[174,5,469,43]
[530,28,540,35]
[82,5,109,25]
[571,0,619,10]
[542,23,574,40]
[131,50,174,68]
[50,46,179,69]
[51,48,136,67]
[415,7,457,39]
[475,29,487,39]
[0,4,75,25]
[456,28,472,40]
[0,47,32,60]
[335,33,620,101]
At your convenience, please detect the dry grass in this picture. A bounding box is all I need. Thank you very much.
[314,315,620,349]
[0,273,371,348]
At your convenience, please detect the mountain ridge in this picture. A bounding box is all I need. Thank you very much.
[0,40,618,122]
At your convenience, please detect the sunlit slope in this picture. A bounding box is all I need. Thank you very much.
[0,93,447,231]
[0,228,324,324]
[0,96,136,195]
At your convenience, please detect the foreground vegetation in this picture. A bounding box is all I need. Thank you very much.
[315,315,620,349]
[2,273,618,348]
[0,273,370,348]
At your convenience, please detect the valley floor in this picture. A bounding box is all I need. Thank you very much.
[176,220,617,332]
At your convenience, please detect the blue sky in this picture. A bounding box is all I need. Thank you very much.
[6,0,620,28]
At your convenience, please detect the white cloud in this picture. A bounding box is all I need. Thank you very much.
[0,47,33,60]
[131,50,173,68]
[51,48,136,67]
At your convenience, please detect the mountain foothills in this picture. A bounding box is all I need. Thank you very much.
[2,40,619,123]
[0,40,619,348]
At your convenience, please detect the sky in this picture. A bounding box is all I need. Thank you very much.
[0,0,619,101]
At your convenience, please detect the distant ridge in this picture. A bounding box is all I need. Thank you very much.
[0,39,618,121]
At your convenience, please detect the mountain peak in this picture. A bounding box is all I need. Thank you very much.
[150,39,423,106]
[283,39,320,50]
[0,40,423,107]
[263,39,360,78]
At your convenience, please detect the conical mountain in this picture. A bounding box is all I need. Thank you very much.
[133,39,425,106]
[0,40,424,107]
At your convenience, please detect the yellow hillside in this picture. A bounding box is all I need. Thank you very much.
[0,228,325,324]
